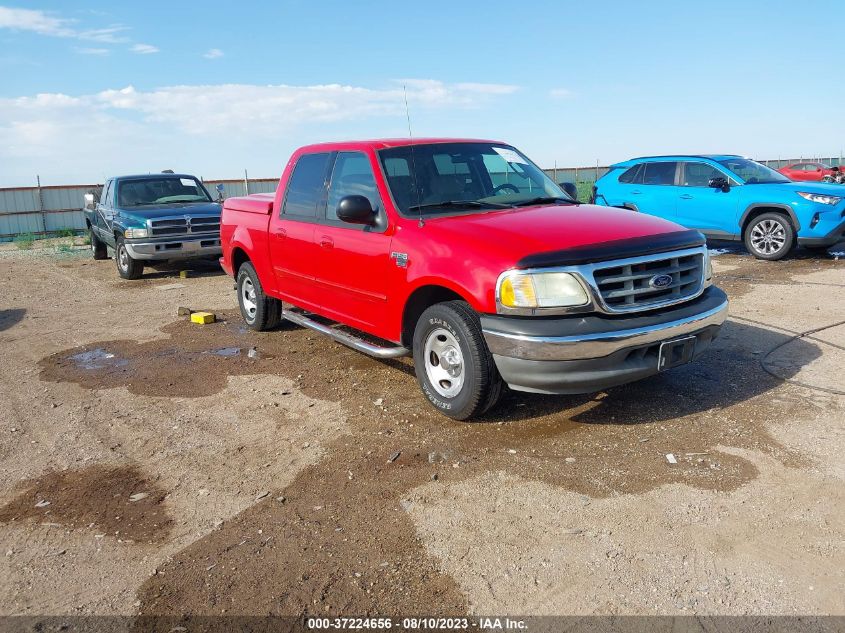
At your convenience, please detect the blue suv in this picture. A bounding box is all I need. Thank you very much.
[593,155,845,260]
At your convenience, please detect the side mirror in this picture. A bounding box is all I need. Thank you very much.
[336,195,376,225]
[558,182,578,201]
[84,193,96,211]
[215,183,226,202]
[708,177,730,191]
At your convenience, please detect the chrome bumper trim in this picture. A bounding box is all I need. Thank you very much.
[482,298,729,361]
[125,236,221,260]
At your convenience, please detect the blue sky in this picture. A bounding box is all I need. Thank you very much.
[0,0,841,186]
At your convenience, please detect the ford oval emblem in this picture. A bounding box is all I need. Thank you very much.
[649,274,673,289]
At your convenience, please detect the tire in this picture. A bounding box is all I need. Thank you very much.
[413,300,503,421]
[743,212,795,261]
[90,228,107,260]
[236,261,281,331]
[115,238,144,279]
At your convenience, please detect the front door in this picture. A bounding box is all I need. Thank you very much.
[315,151,393,335]
[676,161,738,234]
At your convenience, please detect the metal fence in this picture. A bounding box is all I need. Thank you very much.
[2,155,843,241]
[0,177,278,241]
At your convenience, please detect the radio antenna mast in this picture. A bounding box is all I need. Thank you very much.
[404,85,424,228]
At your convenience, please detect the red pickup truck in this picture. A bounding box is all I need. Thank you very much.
[220,139,728,420]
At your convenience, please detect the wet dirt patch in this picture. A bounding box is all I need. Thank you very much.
[132,315,820,616]
[0,308,26,332]
[0,464,172,543]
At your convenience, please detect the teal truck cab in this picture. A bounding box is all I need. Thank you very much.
[83,172,223,279]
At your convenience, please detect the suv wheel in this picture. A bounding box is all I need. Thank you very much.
[90,228,107,260]
[115,238,144,279]
[744,212,794,261]
[236,261,281,331]
[413,301,503,421]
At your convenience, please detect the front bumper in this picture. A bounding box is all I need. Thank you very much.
[797,217,845,248]
[481,286,729,394]
[124,235,222,260]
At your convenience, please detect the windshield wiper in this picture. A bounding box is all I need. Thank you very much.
[407,200,511,212]
[510,196,576,207]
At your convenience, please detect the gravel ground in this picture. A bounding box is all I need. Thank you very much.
[0,242,842,617]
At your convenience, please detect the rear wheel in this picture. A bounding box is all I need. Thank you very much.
[743,212,794,261]
[89,228,107,260]
[413,301,503,421]
[236,261,281,331]
[115,238,144,279]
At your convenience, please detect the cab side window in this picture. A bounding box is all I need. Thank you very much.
[282,152,332,218]
[326,152,383,222]
[101,180,113,208]
[681,162,725,187]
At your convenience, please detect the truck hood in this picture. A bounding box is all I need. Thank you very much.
[116,201,222,220]
[421,203,693,266]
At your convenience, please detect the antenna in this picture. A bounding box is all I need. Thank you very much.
[404,85,425,228]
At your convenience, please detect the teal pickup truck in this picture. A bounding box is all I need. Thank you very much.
[83,172,224,279]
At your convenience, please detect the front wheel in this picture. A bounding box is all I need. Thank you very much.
[236,261,281,331]
[115,238,144,279]
[743,212,794,261]
[413,301,503,421]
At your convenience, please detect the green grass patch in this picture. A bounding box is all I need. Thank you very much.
[13,233,36,250]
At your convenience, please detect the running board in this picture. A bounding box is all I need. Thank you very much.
[281,309,410,359]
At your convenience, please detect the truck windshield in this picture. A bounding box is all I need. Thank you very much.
[716,158,790,185]
[378,142,571,216]
[117,177,213,207]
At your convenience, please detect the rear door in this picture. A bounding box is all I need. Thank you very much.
[676,161,739,234]
[631,161,679,221]
[315,151,393,334]
[95,179,115,244]
[269,152,333,311]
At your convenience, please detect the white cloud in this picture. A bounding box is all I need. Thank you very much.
[203,48,224,59]
[131,43,159,54]
[549,88,573,99]
[0,80,520,185]
[75,47,110,56]
[0,6,74,36]
[0,5,129,43]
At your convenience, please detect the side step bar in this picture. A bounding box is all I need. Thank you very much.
[281,308,410,359]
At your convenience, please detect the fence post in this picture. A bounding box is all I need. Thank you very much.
[36,175,46,236]
[244,169,250,195]
[553,161,557,184]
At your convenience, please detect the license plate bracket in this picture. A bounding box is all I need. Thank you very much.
[658,336,697,371]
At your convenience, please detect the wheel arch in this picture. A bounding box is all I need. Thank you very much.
[231,246,251,274]
[740,203,801,234]
[400,283,474,348]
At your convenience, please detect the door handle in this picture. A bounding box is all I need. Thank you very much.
[631,190,642,195]
[680,194,694,200]
[319,236,334,249]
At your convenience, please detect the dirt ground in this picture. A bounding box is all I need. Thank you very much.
[0,241,843,618]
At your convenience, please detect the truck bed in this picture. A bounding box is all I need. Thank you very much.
[224,193,274,215]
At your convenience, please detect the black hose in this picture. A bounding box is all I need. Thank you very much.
[730,315,845,396]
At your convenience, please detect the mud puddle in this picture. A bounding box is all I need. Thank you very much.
[128,314,820,615]
[0,464,172,543]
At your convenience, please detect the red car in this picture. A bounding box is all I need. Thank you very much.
[219,139,728,420]
[778,162,840,182]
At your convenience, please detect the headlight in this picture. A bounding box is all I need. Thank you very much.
[124,228,149,238]
[498,271,589,310]
[798,192,842,205]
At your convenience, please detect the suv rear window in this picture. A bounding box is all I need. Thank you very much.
[283,152,332,217]
[642,162,677,186]
[618,164,643,184]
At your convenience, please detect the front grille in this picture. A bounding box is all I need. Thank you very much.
[592,251,704,313]
[149,215,220,236]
